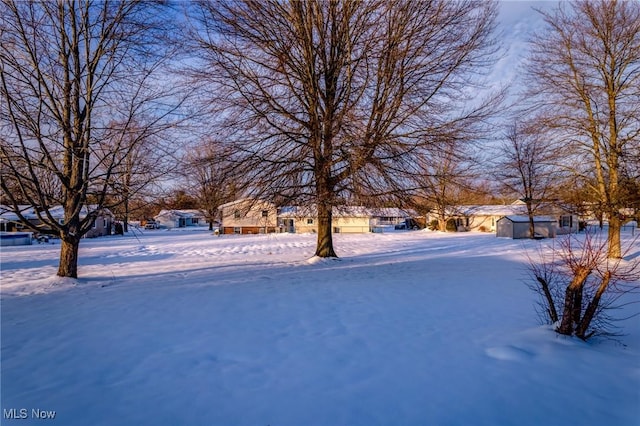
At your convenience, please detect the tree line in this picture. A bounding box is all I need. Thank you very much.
[1,0,639,279]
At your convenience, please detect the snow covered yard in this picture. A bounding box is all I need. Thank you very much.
[1,230,639,426]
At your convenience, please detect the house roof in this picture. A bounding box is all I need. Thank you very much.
[369,207,416,217]
[455,204,528,216]
[445,201,575,217]
[155,209,205,220]
[279,206,414,218]
[499,215,556,223]
[0,205,113,221]
[217,198,276,210]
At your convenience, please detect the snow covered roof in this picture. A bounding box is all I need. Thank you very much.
[455,204,528,216]
[0,205,113,221]
[368,207,416,217]
[279,206,414,218]
[218,198,275,210]
[155,209,205,219]
[499,215,556,223]
[0,205,31,221]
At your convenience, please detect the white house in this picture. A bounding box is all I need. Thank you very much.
[278,206,415,234]
[154,209,207,229]
[427,201,579,234]
[278,206,370,234]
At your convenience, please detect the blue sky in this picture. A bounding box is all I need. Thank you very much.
[493,1,560,89]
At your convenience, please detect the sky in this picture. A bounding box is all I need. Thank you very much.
[493,1,561,92]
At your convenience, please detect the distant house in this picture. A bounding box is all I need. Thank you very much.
[154,209,207,229]
[369,207,416,230]
[496,216,557,239]
[427,201,579,235]
[278,206,369,234]
[0,205,114,238]
[278,206,415,234]
[0,205,31,232]
[218,199,278,234]
[450,204,527,232]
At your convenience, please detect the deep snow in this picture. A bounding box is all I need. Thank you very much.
[1,229,639,426]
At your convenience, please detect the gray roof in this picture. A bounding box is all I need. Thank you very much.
[499,215,556,223]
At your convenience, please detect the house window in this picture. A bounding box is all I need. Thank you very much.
[233,227,241,234]
[103,218,107,227]
[192,218,199,224]
[92,219,96,229]
[307,218,314,225]
[234,210,240,219]
[262,210,268,217]
[560,215,572,228]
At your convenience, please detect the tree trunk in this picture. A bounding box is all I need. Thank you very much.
[575,271,611,340]
[439,218,447,232]
[526,201,535,239]
[556,266,591,335]
[607,214,622,259]
[57,236,80,278]
[315,201,337,258]
[528,216,535,239]
[123,197,130,233]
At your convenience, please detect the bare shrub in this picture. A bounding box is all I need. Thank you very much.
[527,230,640,340]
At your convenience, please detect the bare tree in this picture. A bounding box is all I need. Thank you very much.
[99,122,173,233]
[524,0,640,257]
[527,231,639,340]
[495,121,559,238]
[0,1,182,278]
[182,140,240,230]
[189,0,500,257]
[414,143,483,232]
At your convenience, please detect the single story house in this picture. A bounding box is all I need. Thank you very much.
[218,199,278,234]
[154,209,207,229]
[450,204,528,232]
[0,204,114,238]
[278,206,370,234]
[0,205,31,232]
[427,201,579,235]
[496,215,557,239]
[278,206,416,234]
[369,207,417,230]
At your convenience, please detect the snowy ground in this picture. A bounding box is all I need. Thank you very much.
[1,228,639,426]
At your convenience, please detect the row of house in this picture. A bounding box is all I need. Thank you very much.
[0,199,583,244]
[214,198,580,238]
[215,199,414,235]
[0,205,115,245]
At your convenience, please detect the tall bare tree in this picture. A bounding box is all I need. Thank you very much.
[189,0,500,257]
[524,0,640,257]
[0,1,182,278]
[495,121,560,238]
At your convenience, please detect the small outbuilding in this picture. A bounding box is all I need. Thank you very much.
[496,215,556,239]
